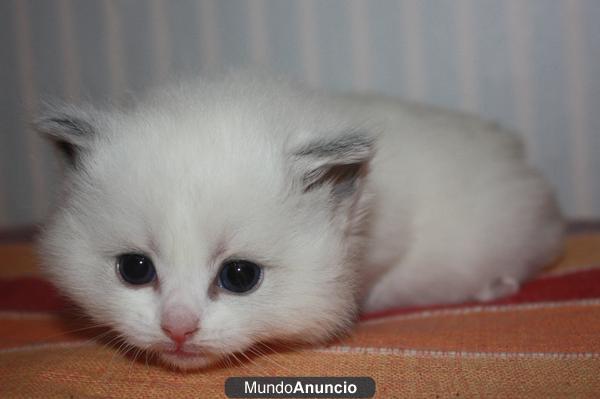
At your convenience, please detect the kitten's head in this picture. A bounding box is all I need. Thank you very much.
[36,78,375,369]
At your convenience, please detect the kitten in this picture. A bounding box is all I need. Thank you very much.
[37,73,563,370]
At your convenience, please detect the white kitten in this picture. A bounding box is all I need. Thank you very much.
[37,73,563,370]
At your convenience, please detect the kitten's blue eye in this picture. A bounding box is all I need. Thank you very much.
[218,260,262,293]
[117,254,156,286]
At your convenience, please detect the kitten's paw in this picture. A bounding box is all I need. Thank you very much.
[474,276,519,302]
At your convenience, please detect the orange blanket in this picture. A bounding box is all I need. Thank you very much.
[1,233,599,398]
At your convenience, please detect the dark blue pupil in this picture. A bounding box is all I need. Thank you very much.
[219,261,261,293]
[118,254,156,285]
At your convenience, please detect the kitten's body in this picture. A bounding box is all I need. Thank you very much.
[38,74,563,369]
[347,94,563,310]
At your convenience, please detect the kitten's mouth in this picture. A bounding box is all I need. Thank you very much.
[163,348,205,358]
[157,345,219,369]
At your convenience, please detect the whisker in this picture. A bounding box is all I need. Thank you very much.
[98,336,129,385]
[144,348,150,371]
[239,349,262,370]
[243,349,272,375]
[247,345,291,374]
[128,347,143,375]
[229,352,242,367]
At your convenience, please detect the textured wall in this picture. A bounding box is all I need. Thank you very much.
[0,0,599,227]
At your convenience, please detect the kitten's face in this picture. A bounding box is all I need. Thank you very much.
[38,88,373,369]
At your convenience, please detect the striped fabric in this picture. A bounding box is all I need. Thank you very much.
[1,233,599,397]
[1,0,599,228]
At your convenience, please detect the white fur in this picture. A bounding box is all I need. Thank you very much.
[37,74,563,369]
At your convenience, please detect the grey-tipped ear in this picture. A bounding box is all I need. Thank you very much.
[293,131,376,198]
[34,110,96,168]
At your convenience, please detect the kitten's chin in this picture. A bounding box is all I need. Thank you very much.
[159,351,220,370]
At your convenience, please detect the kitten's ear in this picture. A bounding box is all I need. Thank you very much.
[34,108,97,168]
[292,131,375,199]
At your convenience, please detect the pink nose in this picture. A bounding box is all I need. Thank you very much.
[161,308,199,345]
